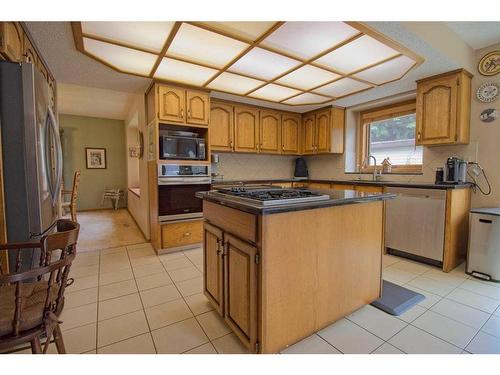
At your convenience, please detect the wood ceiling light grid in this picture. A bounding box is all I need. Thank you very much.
[72,21,424,106]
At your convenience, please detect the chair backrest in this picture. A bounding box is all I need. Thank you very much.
[0,219,80,342]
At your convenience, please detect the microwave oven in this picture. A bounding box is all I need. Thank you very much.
[159,131,205,160]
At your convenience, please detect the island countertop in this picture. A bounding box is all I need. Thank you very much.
[196,188,395,215]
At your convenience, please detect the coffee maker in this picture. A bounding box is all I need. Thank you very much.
[445,157,467,183]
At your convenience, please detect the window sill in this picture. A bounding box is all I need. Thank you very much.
[345,171,424,176]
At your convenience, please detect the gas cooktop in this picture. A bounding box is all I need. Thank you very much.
[213,187,330,206]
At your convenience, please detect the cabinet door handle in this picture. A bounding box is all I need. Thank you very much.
[180,109,184,118]
[417,131,421,141]
[282,145,285,151]
[183,232,192,237]
[187,109,191,117]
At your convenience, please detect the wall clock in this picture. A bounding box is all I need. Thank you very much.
[478,51,500,76]
[476,82,499,102]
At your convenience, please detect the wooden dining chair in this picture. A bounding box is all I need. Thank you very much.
[61,171,80,222]
[0,219,80,354]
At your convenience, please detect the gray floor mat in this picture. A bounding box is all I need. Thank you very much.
[371,280,425,315]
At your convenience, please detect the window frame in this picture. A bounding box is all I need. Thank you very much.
[357,100,422,174]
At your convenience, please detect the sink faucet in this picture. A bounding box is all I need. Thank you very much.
[368,155,382,181]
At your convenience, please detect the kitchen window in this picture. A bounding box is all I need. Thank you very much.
[358,100,423,173]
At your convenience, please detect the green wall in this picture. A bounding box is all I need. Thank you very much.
[60,114,127,210]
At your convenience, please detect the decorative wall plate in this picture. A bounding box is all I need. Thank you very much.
[480,108,498,123]
[478,51,500,76]
[476,82,499,102]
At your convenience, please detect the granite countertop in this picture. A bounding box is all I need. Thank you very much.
[212,177,473,190]
[196,189,395,215]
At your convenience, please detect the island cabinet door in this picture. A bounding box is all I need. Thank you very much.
[203,223,224,315]
[223,234,259,352]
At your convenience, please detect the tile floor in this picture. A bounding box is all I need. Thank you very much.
[6,245,500,354]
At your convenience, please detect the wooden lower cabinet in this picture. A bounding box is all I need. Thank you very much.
[203,223,224,314]
[161,219,203,250]
[355,185,384,193]
[223,234,258,351]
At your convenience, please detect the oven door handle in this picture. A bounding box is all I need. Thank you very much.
[158,177,211,185]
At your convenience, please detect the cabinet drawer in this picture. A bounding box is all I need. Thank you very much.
[162,220,203,249]
[203,201,257,243]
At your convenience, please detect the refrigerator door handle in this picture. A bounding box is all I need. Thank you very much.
[46,107,63,205]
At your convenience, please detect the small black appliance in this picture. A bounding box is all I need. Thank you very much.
[294,157,309,178]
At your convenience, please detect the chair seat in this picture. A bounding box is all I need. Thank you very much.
[61,202,71,208]
[0,282,60,337]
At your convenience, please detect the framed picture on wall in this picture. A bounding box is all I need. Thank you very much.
[85,147,107,169]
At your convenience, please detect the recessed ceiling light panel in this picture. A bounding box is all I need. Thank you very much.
[353,55,416,84]
[261,22,359,59]
[198,21,276,42]
[81,22,175,53]
[228,47,301,80]
[83,38,158,75]
[154,57,218,86]
[282,92,330,105]
[167,23,250,68]
[207,72,264,95]
[313,78,371,97]
[249,84,301,101]
[315,35,399,74]
[275,65,340,90]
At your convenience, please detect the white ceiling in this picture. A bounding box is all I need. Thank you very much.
[57,83,136,120]
[446,22,500,50]
[24,21,500,115]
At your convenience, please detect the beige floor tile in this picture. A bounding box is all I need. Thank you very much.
[158,251,186,263]
[382,268,419,284]
[183,342,217,354]
[431,298,490,329]
[212,333,250,354]
[482,315,500,338]
[100,252,130,263]
[447,288,500,314]
[97,310,149,348]
[140,284,181,308]
[70,263,99,278]
[130,255,161,267]
[168,266,202,283]
[317,318,383,354]
[163,257,194,271]
[196,311,231,340]
[145,299,193,330]
[98,293,143,321]
[460,279,500,300]
[60,323,97,354]
[389,325,461,354]
[99,268,134,286]
[136,272,173,291]
[72,255,99,268]
[127,242,153,251]
[466,331,500,354]
[402,284,442,309]
[152,318,208,354]
[412,310,478,349]
[100,246,127,256]
[281,334,341,354]
[99,260,132,274]
[99,279,138,301]
[176,277,203,297]
[132,263,167,278]
[371,343,404,354]
[396,304,426,323]
[60,303,98,331]
[184,293,214,315]
[69,274,98,292]
[185,253,203,265]
[98,333,156,354]
[128,247,156,258]
[347,305,407,340]
[64,287,98,309]
[382,254,401,268]
[406,276,457,297]
[388,259,433,275]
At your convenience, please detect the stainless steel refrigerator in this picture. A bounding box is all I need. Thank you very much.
[0,61,63,270]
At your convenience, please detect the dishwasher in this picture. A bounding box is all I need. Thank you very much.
[385,187,446,266]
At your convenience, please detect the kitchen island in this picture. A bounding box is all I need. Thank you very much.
[196,188,394,353]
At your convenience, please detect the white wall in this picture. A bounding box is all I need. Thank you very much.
[125,94,150,239]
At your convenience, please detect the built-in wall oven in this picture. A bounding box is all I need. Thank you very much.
[158,164,211,222]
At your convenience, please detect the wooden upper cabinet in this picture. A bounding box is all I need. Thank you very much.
[302,114,316,154]
[158,85,186,123]
[0,22,23,62]
[234,106,259,153]
[224,233,258,352]
[281,114,301,154]
[315,109,331,153]
[210,102,234,151]
[187,90,209,126]
[22,33,37,65]
[259,110,281,154]
[203,223,224,315]
[416,69,471,146]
